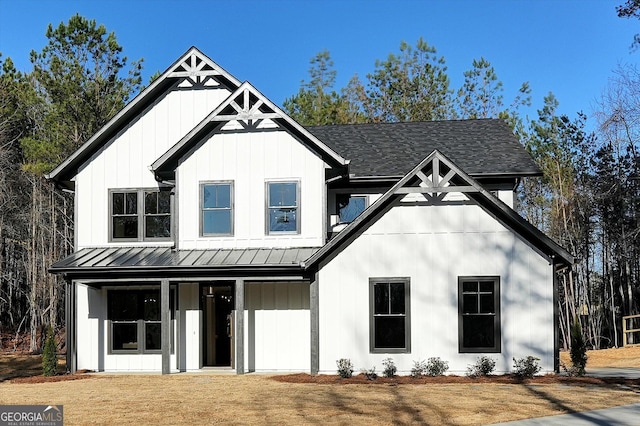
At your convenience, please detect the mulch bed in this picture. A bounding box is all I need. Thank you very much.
[7,373,95,384]
[272,373,640,387]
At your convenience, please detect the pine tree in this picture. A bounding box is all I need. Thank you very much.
[42,325,58,376]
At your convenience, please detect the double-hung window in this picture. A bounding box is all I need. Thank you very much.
[107,288,174,354]
[111,189,171,241]
[267,181,299,234]
[458,277,501,353]
[370,278,411,353]
[201,182,233,236]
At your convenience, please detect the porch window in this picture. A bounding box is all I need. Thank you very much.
[458,277,501,353]
[108,289,174,354]
[110,189,171,241]
[201,182,233,236]
[267,181,299,234]
[370,278,410,353]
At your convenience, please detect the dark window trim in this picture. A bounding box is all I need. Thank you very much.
[369,277,411,354]
[265,180,301,235]
[200,181,234,237]
[458,276,501,353]
[109,188,172,242]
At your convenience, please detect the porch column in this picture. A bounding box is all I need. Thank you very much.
[310,273,319,375]
[235,279,245,374]
[161,279,171,375]
[65,280,77,374]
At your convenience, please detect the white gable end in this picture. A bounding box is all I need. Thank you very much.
[76,85,233,249]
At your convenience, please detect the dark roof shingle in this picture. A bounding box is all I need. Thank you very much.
[306,119,540,178]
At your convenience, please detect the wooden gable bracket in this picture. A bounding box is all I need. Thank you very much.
[394,156,479,197]
[209,85,283,129]
[168,51,223,87]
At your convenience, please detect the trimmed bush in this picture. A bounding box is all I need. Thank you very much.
[512,356,541,378]
[336,358,354,378]
[425,357,449,376]
[411,360,427,378]
[466,356,496,377]
[382,358,397,378]
[42,325,57,377]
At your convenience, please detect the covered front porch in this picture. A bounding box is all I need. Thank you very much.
[52,247,320,375]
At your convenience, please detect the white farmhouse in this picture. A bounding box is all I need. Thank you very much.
[48,47,573,375]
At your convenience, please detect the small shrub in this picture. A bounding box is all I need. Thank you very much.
[512,356,541,378]
[560,361,583,377]
[411,360,427,378]
[42,325,57,377]
[382,357,397,378]
[466,356,496,377]
[425,357,449,376]
[362,366,377,380]
[336,358,354,378]
[570,319,588,376]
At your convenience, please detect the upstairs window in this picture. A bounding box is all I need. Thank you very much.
[201,182,233,236]
[458,277,501,353]
[267,181,299,234]
[337,195,367,223]
[370,278,411,353]
[110,189,171,241]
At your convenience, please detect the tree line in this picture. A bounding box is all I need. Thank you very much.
[1,12,638,352]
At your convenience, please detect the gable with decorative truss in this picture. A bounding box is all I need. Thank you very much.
[168,48,237,88]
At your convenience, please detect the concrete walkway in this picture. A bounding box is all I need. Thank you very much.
[492,368,640,425]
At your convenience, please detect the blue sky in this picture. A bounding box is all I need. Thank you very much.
[1,0,638,129]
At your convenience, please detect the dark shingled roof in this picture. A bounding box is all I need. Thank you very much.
[306,119,541,178]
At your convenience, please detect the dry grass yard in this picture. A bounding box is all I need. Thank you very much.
[0,346,639,425]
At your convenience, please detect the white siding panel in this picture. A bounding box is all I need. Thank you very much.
[76,283,103,371]
[178,130,325,249]
[75,87,231,248]
[244,282,310,372]
[318,200,555,375]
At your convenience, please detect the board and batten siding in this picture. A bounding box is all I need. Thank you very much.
[177,129,326,249]
[243,281,310,372]
[74,86,232,249]
[318,198,554,375]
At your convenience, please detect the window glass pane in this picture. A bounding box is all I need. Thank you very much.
[113,217,138,239]
[145,192,158,214]
[463,281,478,293]
[146,216,171,238]
[463,316,495,348]
[203,184,231,209]
[158,192,171,214]
[462,294,478,314]
[203,210,231,234]
[112,322,138,351]
[108,292,139,321]
[125,192,137,214]
[339,196,366,223]
[113,193,124,215]
[269,182,297,207]
[479,294,495,313]
[374,283,389,315]
[143,291,160,321]
[269,208,297,232]
[479,281,494,292]
[374,317,405,348]
[389,282,405,314]
[145,322,161,350]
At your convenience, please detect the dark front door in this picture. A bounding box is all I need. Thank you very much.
[201,284,234,367]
